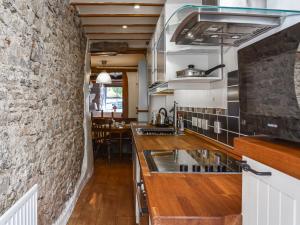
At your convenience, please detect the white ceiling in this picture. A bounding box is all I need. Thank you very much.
[91,54,145,68]
[70,0,165,49]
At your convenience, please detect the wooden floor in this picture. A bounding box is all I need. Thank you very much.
[67,155,135,225]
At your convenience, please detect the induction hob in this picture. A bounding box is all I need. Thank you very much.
[143,149,241,173]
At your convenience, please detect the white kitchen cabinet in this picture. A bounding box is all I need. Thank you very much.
[138,60,149,122]
[152,46,157,83]
[147,37,157,85]
[133,144,149,225]
[155,9,166,82]
[146,39,154,86]
[156,30,166,82]
[146,10,165,86]
[242,156,300,225]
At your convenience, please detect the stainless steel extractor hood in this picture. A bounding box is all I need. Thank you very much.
[171,11,281,46]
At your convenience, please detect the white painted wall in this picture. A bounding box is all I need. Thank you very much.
[127,72,138,118]
[219,0,300,10]
[138,60,149,122]
[150,95,174,115]
[166,54,209,81]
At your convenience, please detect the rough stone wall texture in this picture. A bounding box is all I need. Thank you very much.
[0,0,86,224]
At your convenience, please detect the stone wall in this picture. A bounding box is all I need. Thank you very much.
[0,0,86,224]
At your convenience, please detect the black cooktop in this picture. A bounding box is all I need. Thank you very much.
[136,127,175,136]
[143,149,242,173]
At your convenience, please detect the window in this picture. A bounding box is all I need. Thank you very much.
[104,87,123,112]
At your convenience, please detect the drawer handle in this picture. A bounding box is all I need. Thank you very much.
[236,160,272,176]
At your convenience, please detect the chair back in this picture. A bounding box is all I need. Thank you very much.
[92,117,113,143]
[91,110,104,118]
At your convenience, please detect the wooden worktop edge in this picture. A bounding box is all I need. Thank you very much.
[234,137,300,180]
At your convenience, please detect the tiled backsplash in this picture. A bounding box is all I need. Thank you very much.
[177,71,250,147]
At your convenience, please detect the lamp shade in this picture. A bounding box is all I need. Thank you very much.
[96,71,112,84]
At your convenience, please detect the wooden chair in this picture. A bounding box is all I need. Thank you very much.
[119,129,132,156]
[92,118,113,162]
[91,110,104,118]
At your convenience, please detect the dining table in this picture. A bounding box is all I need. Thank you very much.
[109,124,131,157]
[91,115,134,158]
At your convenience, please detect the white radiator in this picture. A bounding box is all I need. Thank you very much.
[0,184,38,225]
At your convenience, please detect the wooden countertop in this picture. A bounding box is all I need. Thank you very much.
[131,124,242,225]
[234,136,300,180]
[144,174,242,225]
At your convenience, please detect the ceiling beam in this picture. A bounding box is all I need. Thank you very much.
[85,32,153,35]
[71,2,163,6]
[90,40,149,48]
[83,24,156,27]
[79,14,159,17]
[70,0,165,5]
[91,68,138,73]
[89,40,148,47]
[89,38,150,41]
[76,5,162,16]
[84,26,155,33]
[87,33,152,40]
[91,48,146,55]
[81,17,158,25]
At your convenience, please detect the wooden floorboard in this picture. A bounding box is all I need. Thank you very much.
[67,156,135,225]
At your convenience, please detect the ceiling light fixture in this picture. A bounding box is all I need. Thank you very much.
[94,51,118,56]
[187,32,194,38]
[210,34,219,38]
[96,60,112,111]
[96,60,112,84]
[134,4,140,9]
[122,25,128,29]
[207,26,219,32]
[96,71,112,84]
[231,35,241,39]
[195,38,204,42]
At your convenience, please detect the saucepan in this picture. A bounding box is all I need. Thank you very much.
[176,64,225,78]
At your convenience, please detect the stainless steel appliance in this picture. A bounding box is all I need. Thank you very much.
[156,107,169,127]
[143,149,241,173]
[169,101,179,135]
[136,127,175,136]
[176,64,225,78]
[170,0,290,47]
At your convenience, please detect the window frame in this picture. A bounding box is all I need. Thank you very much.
[104,85,123,112]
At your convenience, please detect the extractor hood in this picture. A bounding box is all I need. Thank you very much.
[148,82,174,96]
[172,12,281,46]
[168,3,300,47]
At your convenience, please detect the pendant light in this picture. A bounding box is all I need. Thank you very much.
[96,60,112,84]
[96,71,112,84]
[95,60,112,111]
